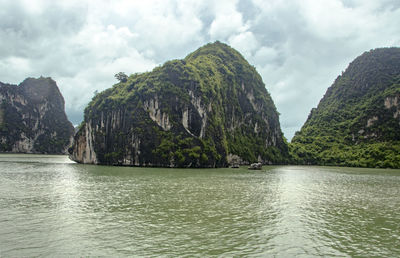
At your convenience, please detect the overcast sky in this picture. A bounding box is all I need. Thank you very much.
[1,0,399,140]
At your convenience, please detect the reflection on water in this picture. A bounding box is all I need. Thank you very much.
[0,154,399,256]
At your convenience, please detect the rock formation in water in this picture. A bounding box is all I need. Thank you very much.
[70,42,289,167]
[291,47,400,168]
[0,77,74,154]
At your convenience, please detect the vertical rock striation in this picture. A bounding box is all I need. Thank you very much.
[291,47,400,168]
[70,42,289,167]
[0,77,74,154]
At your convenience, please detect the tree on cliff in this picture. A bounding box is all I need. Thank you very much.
[71,42,289,167]
[115,72,128,83]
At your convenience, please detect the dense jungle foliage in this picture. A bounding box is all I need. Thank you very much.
[80,41,289,167]
[291,47,400,168]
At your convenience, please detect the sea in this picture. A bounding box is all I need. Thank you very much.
[0,154,399,256]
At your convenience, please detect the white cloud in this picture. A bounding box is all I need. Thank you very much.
[0,57,32,83]
[209,11,244,40]
[228,31,259,58]
[253,47,279,65]
[300,0,363,39]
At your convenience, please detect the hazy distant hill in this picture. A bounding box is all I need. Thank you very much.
[70,42,289,167]
[0,77,74,154]
[291,48,400,168]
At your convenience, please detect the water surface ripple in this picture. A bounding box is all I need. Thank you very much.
[0,154,399,256]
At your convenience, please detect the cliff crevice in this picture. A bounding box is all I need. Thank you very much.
[0,77,74,154]
[70,42,289,167]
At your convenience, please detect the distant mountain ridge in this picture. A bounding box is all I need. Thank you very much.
[70,42,289,167]
[0,77,74,154]
[291,47,400,168]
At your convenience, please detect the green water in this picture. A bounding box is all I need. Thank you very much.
[0,154,399,257]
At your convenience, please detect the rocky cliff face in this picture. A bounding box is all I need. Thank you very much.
[0,77,74,154]
[291,47,400,168]
[70,42,289,167]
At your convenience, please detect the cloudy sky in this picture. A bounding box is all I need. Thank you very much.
[1,0,399,140]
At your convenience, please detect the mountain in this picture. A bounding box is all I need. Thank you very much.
[291,47,400,168]
[0,77,74,154]
[70,42,289,167]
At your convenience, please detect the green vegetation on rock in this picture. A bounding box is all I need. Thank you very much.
[291,48,400,168]
[71,41,289,167]
[0,77,74,154]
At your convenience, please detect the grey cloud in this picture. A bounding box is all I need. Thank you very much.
[237,0,261,23]
[0,1,87,59]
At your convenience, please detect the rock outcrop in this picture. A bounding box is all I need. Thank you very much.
[291,47,400,168]
[70,42,289,167]
[0,77,74,154]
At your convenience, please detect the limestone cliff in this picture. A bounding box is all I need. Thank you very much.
[0,77,74,154]
[70,42,289,167]
[291,47,400,168]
